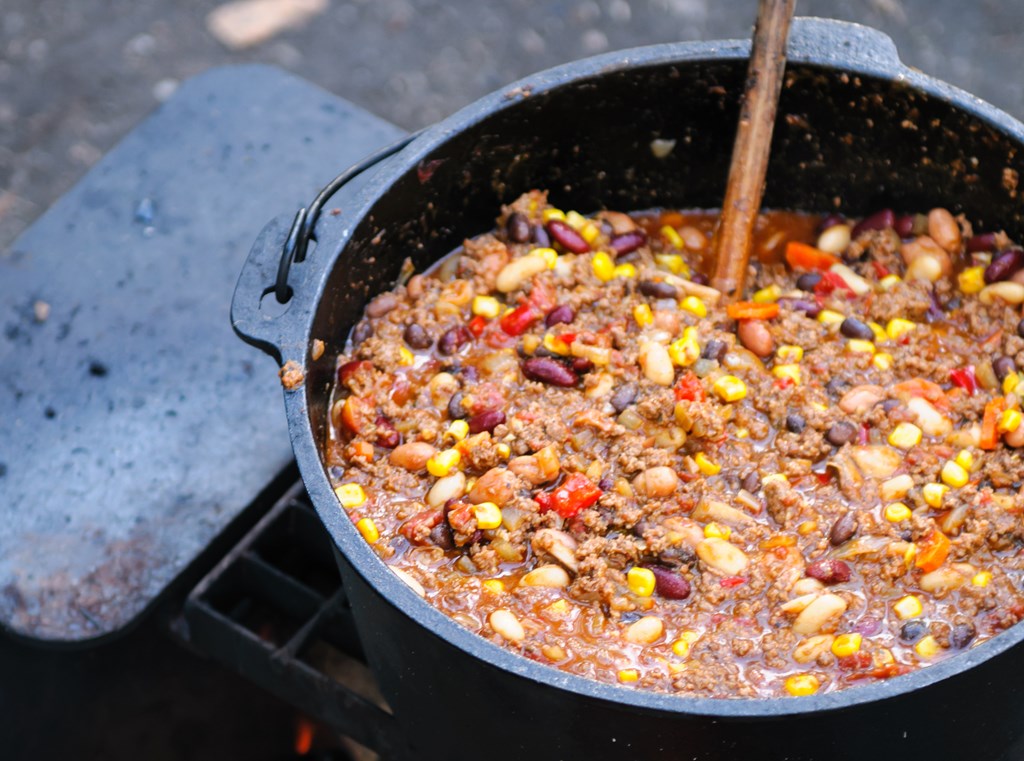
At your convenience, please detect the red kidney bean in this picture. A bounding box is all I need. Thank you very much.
[894,214,915,238]
[994,356,1017,381]
[817,213,845,233]
[829,512,857,546]
[851,209,895,238]
[403,323,432,349]
[644,565,692,600]
[521,357,579,387]
[806,558,852,585]
[638,279,678,299]
[826,421,857,446]
[967,232,998,253]
[571,357,594,374]
[545,304,575,327]
[609,230,646,256]
[853,617,882,637]
[374,416,401,448]
[546,220,590,253]
[447,391,466,420]
[531,224,550,247]
[795,272,822,291]
[438,326,472,355]
[840,317,874,340]
[506,212,531,243]
[467,409,506,434]
[984,248,1024,283]
[365,292,399,318]
[610,383,637,413]
[690,273,709,285]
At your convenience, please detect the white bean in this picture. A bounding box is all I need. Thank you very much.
[792,593,848,635]
[696,538,749,576]
[426,472,466,507]
[519,565,571,588]
[879,474,914,501]
[980,281,1024,306]
[489,609,525,642]
[816,224,852,254]
[496,255,547,293]
[624,615,664,644]
[793,635,836,664]
[639,341,674,386]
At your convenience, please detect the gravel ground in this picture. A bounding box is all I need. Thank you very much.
[1,0,1023,249]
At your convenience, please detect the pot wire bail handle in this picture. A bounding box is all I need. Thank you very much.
[274,130,424,304]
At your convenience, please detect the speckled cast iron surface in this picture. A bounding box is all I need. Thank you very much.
[0,65,404,643]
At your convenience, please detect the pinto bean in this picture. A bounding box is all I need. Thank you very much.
[469,467,518,506]
[633,466,679,497]
[737,319,774,357]
[389,442,438,471]
[927,208,961,252]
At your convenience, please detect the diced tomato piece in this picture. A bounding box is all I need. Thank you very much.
[871,261,890,279]
[337,359,372,387]
[340,396,373,434]
[719,576,747,588]
[527,280,557,313]
[837,652,872,672]
[726,301,779,320]
[857,423,870,445]
[467,314,488,338]
[500,302,541,336]
[785,241,840,271]
[949,366,978,395]
[814,270,855,297]
[915,530,951,573]
[981,397,1005,450]
[774,377,794,390]
[892,377,951,412]
[483,322,517,348]
[674,371,707,402]
[557,332,577,345]
[399,509,443,545]
[535,473,603,519]
[869,663,914,680]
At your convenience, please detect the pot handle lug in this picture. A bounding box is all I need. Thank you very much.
[787,17,901,68]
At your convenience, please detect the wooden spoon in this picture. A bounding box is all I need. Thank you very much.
[710,0,797,301]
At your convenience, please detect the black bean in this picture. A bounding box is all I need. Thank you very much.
[645,565,692,600]
[984,248,1024,283]
[609,231,647,256]
[925,288,945,323]
[521,357,579,387]
[447,392,466,420]
[851,208,895,239]
[351,320,373,346]
[994,356,1017,381]
[467,409,506,434]
[779,297,821,318]
[506,212,531,243]
[785,413,806,433]
[826,421,857,446]
[598,477,614,492]
[817,213,845,233]
[690,273,709,286]
[638,279,678,299]
[840,317,874,340]
[545,305,575,327]
[899,620,928,644]
[1018,318,1024,339]
[403,323,433,349]
[829,512,857,546]
[438,326,472,355]
[429,522,455,550]
[531,224,550,247]
[795,272,822,291]
[825,377,850,397]
[658,546,696,567]
[741,470,761,493]
[701,339,728,362]
[610,383,637,413]
[967,232,998,253]
[951,621,977,649]
[880,399,901,413]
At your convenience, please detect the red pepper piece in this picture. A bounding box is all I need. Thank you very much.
[535,473,603,518]
[871,261,890,279]
[673,371,706,402]
[814,270,855,298]
[467,314,488,338]
[719,576,747,588]
[949,366,978,395]
[499,302,541,336]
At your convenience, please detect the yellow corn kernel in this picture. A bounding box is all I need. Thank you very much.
[355,517,380,544]
[831,633,863,658]
[618,668,640,683]
[655,253,686,274]
[999,409,1023,433]
[398,346,415,366]
[445,419,469,442]
[473,501,503,530]
[846,339,876,355]
[763,473,789,485]
[496,443,511,459]
[817,309,845,326]
[545,599,571,616]
[915,635,941,658]
[712,375,747,402]
[427,448,462,477]
[735,427,749,439]
[810,402,828,412]
[521,334,541,355]
[878,274,902,291]
[471,295,501,318]
[679,630,700,645]
[958,266,986,295]
[543,333,571,356]
[694,452,721,476]
[627,567,656,597]
[903,542,918,568]
[869,322,888,343]
[973,571,993,587]
[671,639,691,657]
[580,221,601,244]
[704,522,731,540]
[777,344,804,363]
[955,449,974,470]
[1003,372,1023,395]
[886,318,916,340]
[565,210,588,230]
[680,295,707,318]
[772,364,802,385]
[872,352,894,371]
[591,251,615,282]
[542,208,566,223]
[784,674,820,697]
[334,483,367,509]
[533,247,559,269]
[885,502,912,522]
[482,579,505,593]
[661,225,684,250]
[888,422,922,449]
[797,520,818,536]
[633,304,654,327]
[669,335,701,367]
[753,284,782,303]
[922,482,948,508]
[893,595,923,620]
[613,263,637,279]
[941,460,969,488]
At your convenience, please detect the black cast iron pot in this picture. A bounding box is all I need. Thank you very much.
[232,18,1024,761]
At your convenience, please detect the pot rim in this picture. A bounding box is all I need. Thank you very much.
[291,18,1024,717]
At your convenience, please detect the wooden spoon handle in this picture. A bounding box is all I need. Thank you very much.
[711,0,796,300]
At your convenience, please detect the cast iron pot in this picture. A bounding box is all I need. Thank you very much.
[233,18,1024,761]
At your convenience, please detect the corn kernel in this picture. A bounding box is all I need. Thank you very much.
[831,633,863,657]
[580,221,601,244]
[810,402,828,412]
[922,482,948,508]
[532,247,559,269]
[627,567,657,597]
[955,449,974,470]
[496,443,511,459]
[784,674,820,697]
[671,639,691,657]
[999,409,1023,433]
[872,352,894,371]
[655,253,686,274]
[893,595,923,620]
[915,635,941,658]
[633,303,654,327]
[618,668,640,683]
[846,339,876,355]
[669,335,701,367]
[543,333,571,356]
[763,473,789,485]
[591,251,615,282]
[334,483,367,509]
[680,630,700,645]
[772,364,802,385]
[886,318,916,340]
[446,420,469,442]
[777,345,804,363]
[753,284,782,303]
[398,346,415,366]
[941,460,969,488]
[885,502,912,522]
[1003,372,1023,395]
[521,334,541,355]
[680,295,707,318]
[472,295,501,318]
[869,322,888,343]
[797,520,818,536]
[613,263,637,279]
[712,375,747,402]
[704,522,731,540]
[541,208,565,223]
[565,210,588,230]
[694,452,721,476]
[735,427,749,439]
[888,422,922,449]
[355,517,380,544]
[473,501,503,530]
[482,579,505,593]
[660,225,684,249]
[958,265,986,295]
[427,448,461,477]
[817,309,845,326]
[878,274,902,290]
[973,571,993,587]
